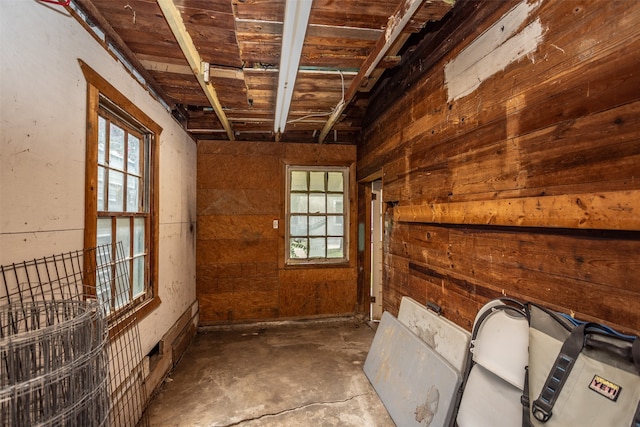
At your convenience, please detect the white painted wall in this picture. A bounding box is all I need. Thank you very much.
[444,0,545,102]
[0,0,197,354]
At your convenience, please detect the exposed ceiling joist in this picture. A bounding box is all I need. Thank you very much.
[235,19,383,41]
[139,58,244,80]
[317,0,428,143]
[156,0,235,141]
[80,0,454,143]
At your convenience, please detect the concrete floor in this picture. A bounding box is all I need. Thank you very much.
[146,318,394,427]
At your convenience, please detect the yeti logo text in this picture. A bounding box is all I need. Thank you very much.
[588,375,621,402]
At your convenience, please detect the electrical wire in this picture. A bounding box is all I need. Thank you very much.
[38,0,71,5]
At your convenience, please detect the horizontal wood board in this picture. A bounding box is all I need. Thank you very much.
[359,0,640,335]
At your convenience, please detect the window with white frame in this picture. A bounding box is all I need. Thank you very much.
[286,166,348,264]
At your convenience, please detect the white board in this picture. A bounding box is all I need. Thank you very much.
[364,312,461,427]
[456,364,524,427]
[398,296,471,373]
[472,305,529,390]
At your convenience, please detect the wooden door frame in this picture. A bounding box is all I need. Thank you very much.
[356,170,383,319]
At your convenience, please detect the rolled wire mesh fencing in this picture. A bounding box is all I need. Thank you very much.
[0,300,109,426]
[0,243,149,426]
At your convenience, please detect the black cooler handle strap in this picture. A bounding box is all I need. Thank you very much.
[531,324,587,423]
[633,338,640,373]
[632,339,640,427]
[522,366,531,427]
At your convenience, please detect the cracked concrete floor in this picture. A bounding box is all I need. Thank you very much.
[146,318,395,427]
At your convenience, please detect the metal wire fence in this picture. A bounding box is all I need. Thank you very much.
[0,243,149,426]
[0,300,109,426]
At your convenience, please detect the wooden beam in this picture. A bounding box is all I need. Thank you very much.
[308,24,382,41]
[156,0,235,141]
[236,19,382,41]
[317,0,427,143]
[139,58,244,80]
[360,35,411,92]
[394,190,640,231]
[139,58,192,75]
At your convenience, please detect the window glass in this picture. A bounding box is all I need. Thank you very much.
[291,171,307,191]
[309,238,326,258]
[309,194,326,213]
[290,215,308,236]
[108,170,125,212]
[127,176,139,212]
[290,193,308,213]
[290,238,308,259]
[327,194,343,213]
[109,123,125,170]
[286,166,348,264]
[128,134,140,175]
[96,265,112,310]
[327,216,343,236]
[94,108,151,315]
[97,166,106,211]
[116,218,131,258]
[133,218,145,255]
[97,218,112,247]
[309,172,325,191]
[132,256,145,297]
[327,172,343,191]
[115,271,129,309]
[309,216,326,236]
[327,237,344,258]
[98,117,106,164]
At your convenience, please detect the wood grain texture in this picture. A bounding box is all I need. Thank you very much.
[395,190,640,231]
[317,0,453,142]
[157,0,234,140]
[359,0,640,335]
[197,141,357,324]
[83,0,456,142]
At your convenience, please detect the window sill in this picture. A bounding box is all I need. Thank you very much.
[107,295,161,338]
[284,260,352,269]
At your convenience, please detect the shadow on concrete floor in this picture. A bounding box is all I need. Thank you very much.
[146,318,394,427]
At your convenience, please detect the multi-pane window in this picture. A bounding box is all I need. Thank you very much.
[82,61,160,320]
[286,166,348,264]
[95,108,150,312]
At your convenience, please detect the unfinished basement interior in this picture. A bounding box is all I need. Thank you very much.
[1,0,639,426]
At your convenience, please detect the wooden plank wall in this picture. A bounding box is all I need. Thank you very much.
[197,141,358,324]
[359,0,640,335]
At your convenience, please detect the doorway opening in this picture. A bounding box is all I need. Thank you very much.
[370,179,383,320]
